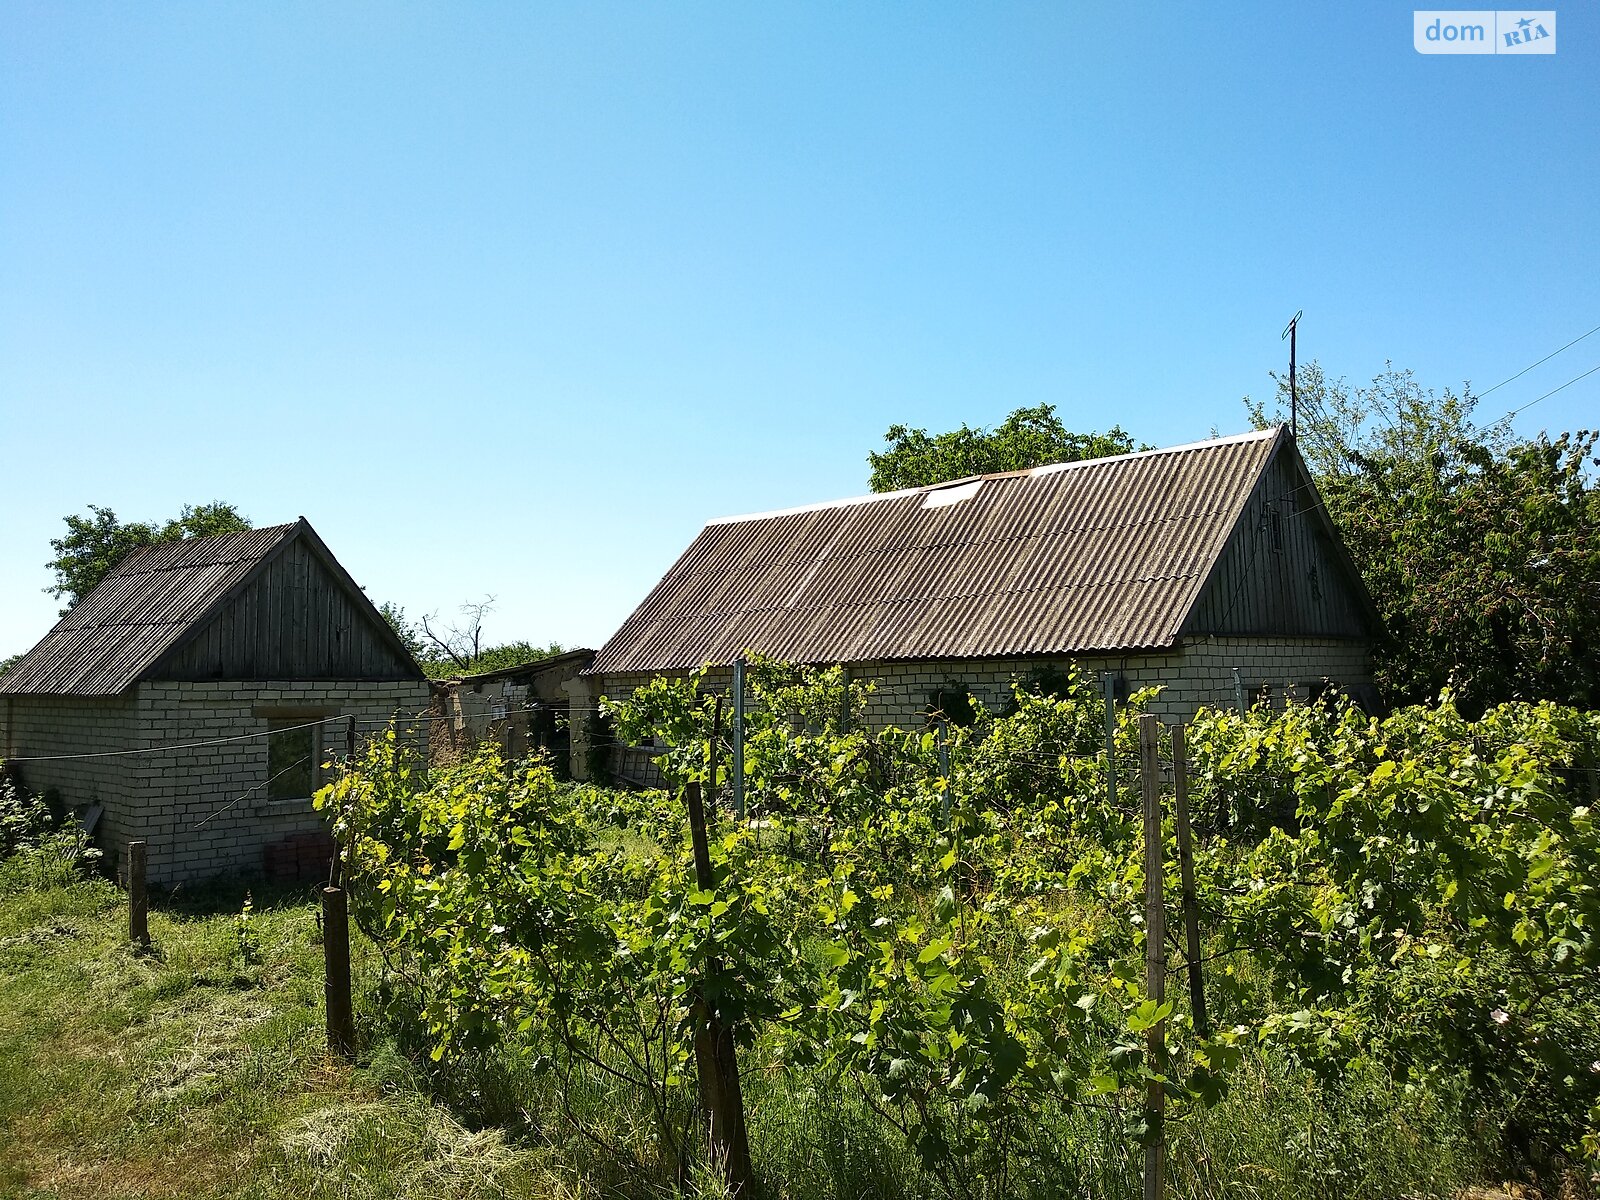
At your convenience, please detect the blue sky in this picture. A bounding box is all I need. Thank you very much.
[2,3,1595,659]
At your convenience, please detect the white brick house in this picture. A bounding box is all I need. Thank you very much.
[574,428,1381,779]
[1,520,429,883]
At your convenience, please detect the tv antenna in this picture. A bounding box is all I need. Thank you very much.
[1281,310,1303,437]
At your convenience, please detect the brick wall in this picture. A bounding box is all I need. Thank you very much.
[2,693,142,861]
[852,638,1373,728]
[131,680,431,885]
[576,638,1372,783]
[1170,637,1375,716]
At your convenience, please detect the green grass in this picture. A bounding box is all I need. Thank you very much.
[0,858,569,1200]
[0,852,1509,1200]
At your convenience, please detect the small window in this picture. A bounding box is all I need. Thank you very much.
[267,718,321,803]
[924,682,978,728]
[921,479,983,510]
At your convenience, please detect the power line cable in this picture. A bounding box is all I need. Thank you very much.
[1478,322,1600,400]
[191,752,313,830]
[5,716,340,762]
[1505,362,1600,418]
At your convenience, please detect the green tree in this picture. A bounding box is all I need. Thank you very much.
[45,502,253,611]
[868,404,1142,492]
[463,640,566,676]
[1248,364,1600,710]
[377,602,428,662]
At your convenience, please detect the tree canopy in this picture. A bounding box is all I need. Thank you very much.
[1248,363,1600,711]
[868,405,1142,492]
[46,502,252,612]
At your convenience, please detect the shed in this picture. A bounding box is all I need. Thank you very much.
[429,647,596,773]
[573,427,1379,776]
[0,518,430,883]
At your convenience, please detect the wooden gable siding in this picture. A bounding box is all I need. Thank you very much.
[149,537,416,681]
[1181,448,1373,640]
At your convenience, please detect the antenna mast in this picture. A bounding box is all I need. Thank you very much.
[1281,310,1303,437]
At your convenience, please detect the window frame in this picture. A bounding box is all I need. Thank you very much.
[255,706,339,808]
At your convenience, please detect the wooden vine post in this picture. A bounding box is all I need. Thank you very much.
[731,656,746,819]
[322,885,356,1058]
[1103,672,1119,811]
[1171,723,1209,1037]
[1139,714,1167,1200]
[684,779,754,1196]
[708,695,723,806]
[935,721,952,826]
[127,840,150,949]
[330,716,357,889]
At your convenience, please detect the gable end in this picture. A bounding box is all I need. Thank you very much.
[1181,437,1379,640]
[143,521,423,682]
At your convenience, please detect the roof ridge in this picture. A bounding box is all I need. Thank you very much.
[114,520,299,570]
[706,427,1282,527]
[1027,426,1280,477]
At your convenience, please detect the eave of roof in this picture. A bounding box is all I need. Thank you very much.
[439,647,598,686]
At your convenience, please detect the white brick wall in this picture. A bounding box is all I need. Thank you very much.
[132,680,431,884]
[575,638,1373,782]
[850,638,1373,728]
[2,681,431,885]
[3,693,141,859]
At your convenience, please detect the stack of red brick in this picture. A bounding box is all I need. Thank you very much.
[262,831,337,883]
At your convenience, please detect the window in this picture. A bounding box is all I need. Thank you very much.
[924,682,978,728]
[266,718,321,803]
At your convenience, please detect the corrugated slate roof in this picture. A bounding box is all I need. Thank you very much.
[592,428,1286,674]
[1,523,300,696]
[449,647,598,685]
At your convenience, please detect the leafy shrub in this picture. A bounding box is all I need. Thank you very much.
[1,765,104,893]
[324,670,1600,1195]
[1186,692,1600,1179]
[0,826,100,896]
[318,734,813,1179]
[0,765,55,860]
